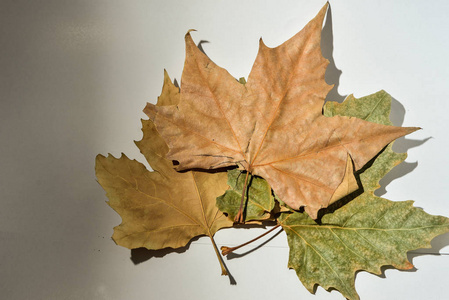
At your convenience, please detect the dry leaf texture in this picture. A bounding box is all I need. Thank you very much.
[145,4,418,219]
[95,72,232,274]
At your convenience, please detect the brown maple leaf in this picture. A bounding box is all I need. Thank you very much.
[95,71,232,274]
[144,4,418,219]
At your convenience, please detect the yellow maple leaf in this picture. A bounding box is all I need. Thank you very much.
[95,71,232,274]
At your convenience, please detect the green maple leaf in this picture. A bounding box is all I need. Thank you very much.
[216,169,275,222]
[279,91,449,300]
[279,198,448,300]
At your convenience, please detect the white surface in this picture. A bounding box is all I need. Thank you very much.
[1,1,448,299]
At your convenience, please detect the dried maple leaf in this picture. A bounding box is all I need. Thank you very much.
[144,4,419,219]
[95,71,232,274]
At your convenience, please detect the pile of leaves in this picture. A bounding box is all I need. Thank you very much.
[95,4,449,299]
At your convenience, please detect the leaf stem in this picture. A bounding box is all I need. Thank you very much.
[221,224,282,256]
[209,235,228,276]
[234,171,250,224]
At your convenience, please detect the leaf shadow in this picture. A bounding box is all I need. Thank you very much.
[197,40,210,55]
[130,235,201,264]
[321,7,430,199]
[413,230,449,255]
[177,166,234,174]
[375,97,431,197]
[315,174,364,224]
[354,264,417,283]
[311,285,358,299]
[242,174,253,221]
[130,234,238,285]
[173,78,180,88]
[130,236,237,285]
[322,4,344,104]
[315,140,415,222]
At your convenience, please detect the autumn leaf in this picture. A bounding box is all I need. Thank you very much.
[216,169,275,222]
[144,3,419,219]
[95,71,233,275]
[279,91,449,300]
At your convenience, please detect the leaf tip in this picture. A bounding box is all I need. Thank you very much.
[185,29,197,38]
[403,261,414,270]
[258,37,268,49]
[318,1,330,20]
[406,126,422,135]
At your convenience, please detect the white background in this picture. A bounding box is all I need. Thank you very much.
[1,1,449,299]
